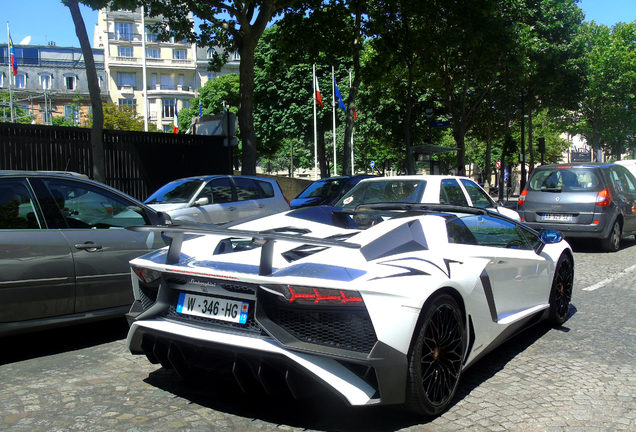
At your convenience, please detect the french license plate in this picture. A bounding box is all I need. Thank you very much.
[541,214,573,222]
[176,292,249,324]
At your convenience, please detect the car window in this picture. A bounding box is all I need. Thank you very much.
[440,179,468,206]
[528,168,601,192]
[460,179,494,209]
[256,180,276,198]
[299,180,334,199]
[40,179,148,229]
[609,166,636,194]
[234,178,262,201]
[450,214,531,249]
[0,179,41,229]
[145,178,205,204]
[336,180,425,208]
[200,178,233,204]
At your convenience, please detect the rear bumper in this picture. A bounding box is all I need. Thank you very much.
[127,318,407,407]
[522,220,613,239]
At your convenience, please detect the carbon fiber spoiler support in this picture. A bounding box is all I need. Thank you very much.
[128,223,361,276]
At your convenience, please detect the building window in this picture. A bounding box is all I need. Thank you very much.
[118,46,133,57]
[162,99,175,118]
[40,74,52,89]
[163,124,173,133]
[146,48,160,59]
[0,72,4,87]
[117,72,136,88]
[65,76,76,90]
[119,98,136,109]
[160,74,174,90]
[173,49,186,60]
[15,73,26,88]
[64,105,79,125]
[146,30,158,42]
[115,22,134,41]
[232,50,240,61]
[178,74,184,87]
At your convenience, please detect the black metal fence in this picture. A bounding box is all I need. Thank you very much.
[0,122,232,200]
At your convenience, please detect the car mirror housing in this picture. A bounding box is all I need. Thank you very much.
[535,229,563,254]
[193,197,209,206]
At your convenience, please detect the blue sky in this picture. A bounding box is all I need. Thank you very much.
[4,0,636,48]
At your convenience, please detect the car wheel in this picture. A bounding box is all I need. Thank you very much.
[601,220,622,252]
[405,294,466,416]
[548,254,574,326]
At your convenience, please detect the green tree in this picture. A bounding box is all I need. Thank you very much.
[141,0,300,175]
[101,103,157,131]
[577,21,636,159]
[0,94,34,124]
[178,73,240,130]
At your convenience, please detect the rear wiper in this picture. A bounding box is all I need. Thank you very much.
[540,187,562,192]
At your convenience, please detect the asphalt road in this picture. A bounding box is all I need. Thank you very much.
[1,237,635,431]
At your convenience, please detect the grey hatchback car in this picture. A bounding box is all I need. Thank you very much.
[518,163,636,251]
[0,171,170,335]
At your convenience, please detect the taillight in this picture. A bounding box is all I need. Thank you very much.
[132,266,162,284]
[263,284,363,306]
[595,188,611,207]
[518,189,527,206]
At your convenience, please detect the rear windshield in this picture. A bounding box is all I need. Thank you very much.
[528,168,601,192]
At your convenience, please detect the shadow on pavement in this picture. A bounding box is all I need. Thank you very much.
[567,235,636,253]
[142,320,566,431]
[0,317,129,365]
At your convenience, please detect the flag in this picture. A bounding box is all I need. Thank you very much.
[172,108,179,134]
[353,109,358,120]
[334,78,346,112]
[314,74,324,108]
[8,33,17,76]
[198,99,202,117]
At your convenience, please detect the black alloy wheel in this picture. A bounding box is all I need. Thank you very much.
[406,294,466,416]
[548,254,574,326]
[601,220,622,252]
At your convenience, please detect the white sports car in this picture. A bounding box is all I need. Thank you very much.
[125,203,573,415]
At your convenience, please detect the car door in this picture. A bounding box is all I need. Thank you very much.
[232,177,265,221]
[609,166,636,233]
[195,177,237,224]
[456,214,550,319]
[32,177,166,314]
[0,177,76,325]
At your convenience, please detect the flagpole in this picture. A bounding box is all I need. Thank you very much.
[141,7,149,132]
[312,64,318,180]
[7,22,15,122]
[349,70,354,174]
[331,66,337,176]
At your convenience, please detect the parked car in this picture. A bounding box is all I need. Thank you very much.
[517,163,636,251]
[145,175,289,224]
[333,175,521,220]
[126,203,573,416]
[0,171,170,336]
[289,175,374,209]
[615,159,636,179]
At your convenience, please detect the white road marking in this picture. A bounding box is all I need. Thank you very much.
[582,263,636,291]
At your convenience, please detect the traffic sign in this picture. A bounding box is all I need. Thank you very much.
[496,159,501,169]
[370,160,375,168]
[431,120,450,128]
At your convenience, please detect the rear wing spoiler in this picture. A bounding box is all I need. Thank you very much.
[128,223,361,276]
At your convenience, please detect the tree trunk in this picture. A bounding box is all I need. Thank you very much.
[238,38,258,175]
[65,0,104,183]
[404,65,415,175]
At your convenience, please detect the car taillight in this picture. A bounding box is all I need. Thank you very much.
[518,189,527,206]
[263,284,363,306]
[595,188,611,207]
[132,266,162,284]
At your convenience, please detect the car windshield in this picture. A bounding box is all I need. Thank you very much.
[528,168,601,192]
[334,179,426,209]
[298,179,345,199]
[145,179,205,204]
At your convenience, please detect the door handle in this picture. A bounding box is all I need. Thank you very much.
[228,206,237,211]
[74,242,103,251]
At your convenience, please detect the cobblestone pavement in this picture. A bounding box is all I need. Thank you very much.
[1,238,635,431]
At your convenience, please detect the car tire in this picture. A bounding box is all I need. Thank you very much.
[601,220,622,252]
[405,294,466,416]
[548,253,574,326]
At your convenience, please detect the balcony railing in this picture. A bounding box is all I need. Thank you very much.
[108,32,142,42]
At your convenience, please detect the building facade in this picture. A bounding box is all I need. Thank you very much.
[94,7,199,132]
[0,43,108,125]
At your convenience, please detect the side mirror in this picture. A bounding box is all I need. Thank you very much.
[535,229,563,254]
[193,197,209,207]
